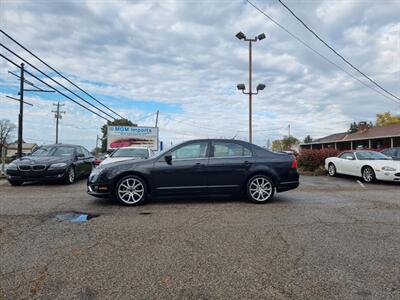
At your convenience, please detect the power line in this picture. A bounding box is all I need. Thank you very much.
[0,29,126,119]
[277,0,400,102]
[245,0,400,105]
[0,43,117,120]
[0,53,111,121]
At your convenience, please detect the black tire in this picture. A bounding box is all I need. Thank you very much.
[328,163,337,177]
[246,175,275,204]
[64,166,75,184]
[362,166,376,183]
[8,180,23,186]
[114,175,147,206]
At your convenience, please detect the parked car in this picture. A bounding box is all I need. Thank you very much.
[94,154,107,166]
[381,147,400,160]
[325,150,400,183]
[6,144,94,185]
[100,146,153,166]
[87,139,299,206]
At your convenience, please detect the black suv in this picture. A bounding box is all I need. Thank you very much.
[6,144,94,185]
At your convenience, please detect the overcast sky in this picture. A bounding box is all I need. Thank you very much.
[1,0,399,150]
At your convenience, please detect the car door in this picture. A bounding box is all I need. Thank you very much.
[206,141,254,192]
[341,152,358,175]
[74,147,87,176]
[151,141,210,194]
[81,147,94,175]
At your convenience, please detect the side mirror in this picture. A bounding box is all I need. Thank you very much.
[346,156,354,160]
[105,154,109,158]
[164,155,172,165]
[76,153,85,159]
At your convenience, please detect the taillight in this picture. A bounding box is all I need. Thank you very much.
[291,159,297,169]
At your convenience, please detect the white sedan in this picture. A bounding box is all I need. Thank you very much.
[325,150,400,183]
[100,146,154,166]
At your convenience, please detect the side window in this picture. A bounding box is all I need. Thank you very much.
[82,147,91,157]
[170,142,208,159]
[213,142,252,158]
[76,147,84,157]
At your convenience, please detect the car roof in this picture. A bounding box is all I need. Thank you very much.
[40,144,80,148]
[114,146,150,150]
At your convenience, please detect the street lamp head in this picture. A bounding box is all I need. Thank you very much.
[236,32,246,40]
[256,83,266,91]
[237,83,246,91]
[257,33,266,41]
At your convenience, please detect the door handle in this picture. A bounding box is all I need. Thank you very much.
[244,161,251,166]
[195,162,205,168]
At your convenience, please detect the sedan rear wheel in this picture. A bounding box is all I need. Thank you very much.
[362,166,376,183]
[247,175,275,204]
[115,175,146,206]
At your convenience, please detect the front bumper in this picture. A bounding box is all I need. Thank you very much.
[375,170,400,182]
[6,168,67,181]
[87,180,112,198]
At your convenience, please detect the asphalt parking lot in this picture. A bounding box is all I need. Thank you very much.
[0,176,399,299]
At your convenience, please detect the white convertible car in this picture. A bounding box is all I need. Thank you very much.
[325,150,400,183]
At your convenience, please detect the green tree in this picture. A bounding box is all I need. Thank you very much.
[272,136,299,151]
[100,119,137,152]
[304,135,313,143]
[348,122,358,133]
[376,112,400,126]
[272,140,284,152]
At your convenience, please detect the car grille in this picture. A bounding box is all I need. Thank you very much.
[32,165,46,171]
[395,172,400,177]
[18,165,31,171]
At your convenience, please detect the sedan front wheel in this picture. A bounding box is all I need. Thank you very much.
[115,175,146,206]
[362,166,376,183]
[247,175,275,204]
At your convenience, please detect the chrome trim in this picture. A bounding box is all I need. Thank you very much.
[210,155,252,159]
[157,184,239,190]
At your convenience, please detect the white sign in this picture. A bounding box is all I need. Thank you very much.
[107,126,159,150]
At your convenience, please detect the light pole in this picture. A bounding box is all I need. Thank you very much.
[236,31,266,144]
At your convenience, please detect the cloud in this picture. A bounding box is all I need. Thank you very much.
[0,0,399,150]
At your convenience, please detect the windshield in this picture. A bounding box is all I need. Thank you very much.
[110,148,149,159]
[356,151,390,160]
[31,146,75,157]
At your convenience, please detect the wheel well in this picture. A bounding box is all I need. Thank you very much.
[361,165,374,175]
[112,172,151,194]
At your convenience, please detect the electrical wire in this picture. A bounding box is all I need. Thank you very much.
[245,0,400,105]
[0,53,111,121]
[0,29,125,119]
[277,0,400,102]
[0,43,117,120]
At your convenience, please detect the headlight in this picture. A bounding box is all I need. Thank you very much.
[89,167,103,182]
[48,163,68,170]
[6,163,17,170]
[382,166,396,171]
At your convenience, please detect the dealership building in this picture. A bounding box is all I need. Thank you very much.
[300,122,400,151]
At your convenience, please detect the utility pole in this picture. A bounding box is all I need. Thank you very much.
[17,63,24,157]
[52,102,65,144]
[236,32,266,144]
[288,124,291,138]
[155,110,159,127]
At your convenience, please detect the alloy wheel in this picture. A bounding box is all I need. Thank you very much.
[328,164,336,176]
[117,177,145,205]
[68,167,75,183]
[248,176,274,203]
[363,167,375,183]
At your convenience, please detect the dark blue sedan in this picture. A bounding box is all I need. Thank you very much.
[87,139,299,205]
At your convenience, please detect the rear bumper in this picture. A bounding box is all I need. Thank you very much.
[277,180,299,192]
